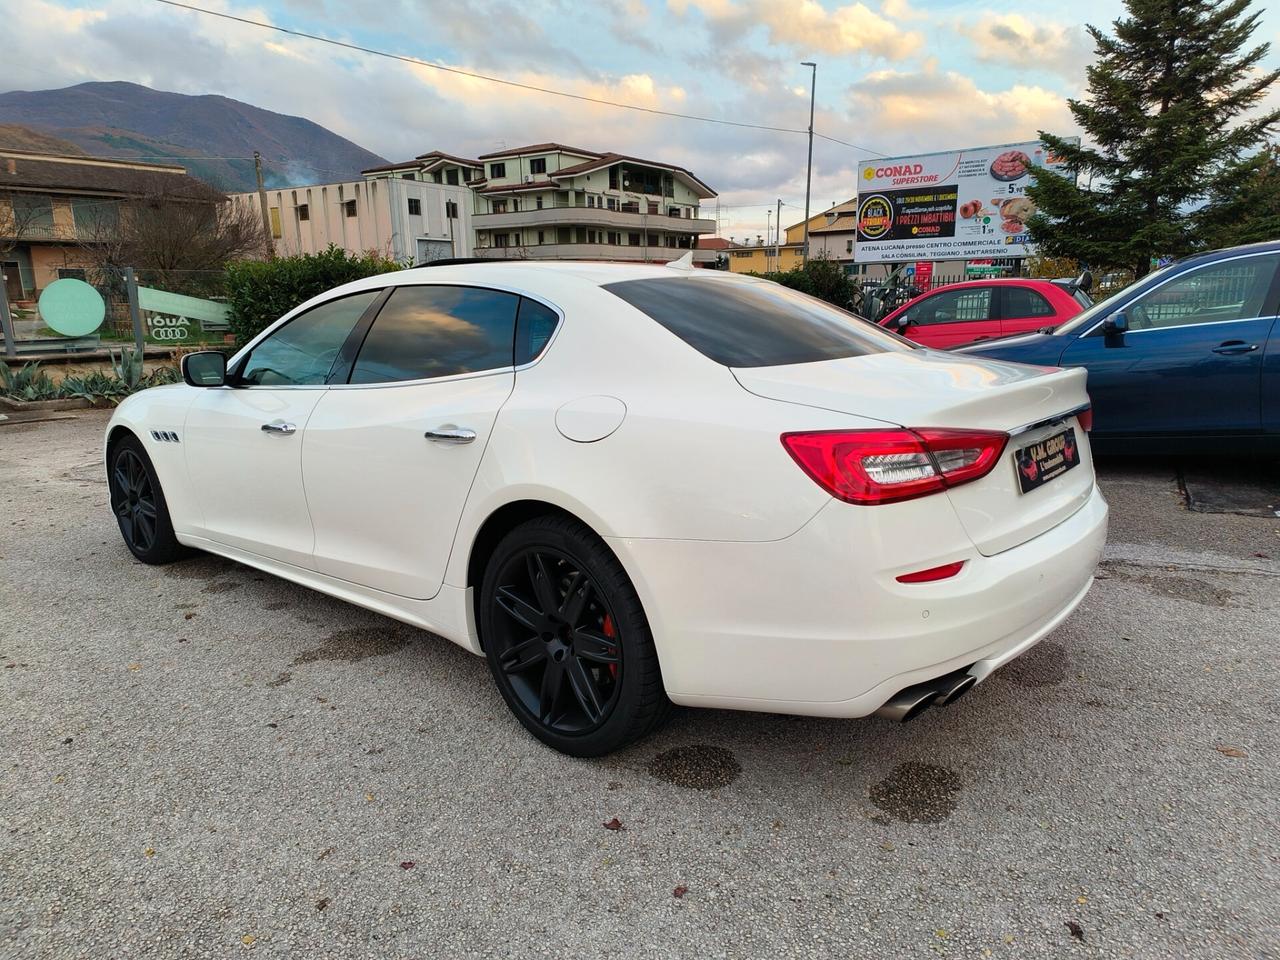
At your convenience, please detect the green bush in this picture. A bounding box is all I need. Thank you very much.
[753,258,857,311]
[225,245,404,346]
[1,351,178,405]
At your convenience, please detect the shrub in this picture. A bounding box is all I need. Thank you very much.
[224,245,404,346]
[753,258,857,311]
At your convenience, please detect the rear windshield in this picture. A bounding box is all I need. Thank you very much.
[603,277,912,367]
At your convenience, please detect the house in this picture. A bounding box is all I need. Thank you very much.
[0,148,218,302]
[725,201,858,276]
[364,143,719,264]
[229,175,473,263]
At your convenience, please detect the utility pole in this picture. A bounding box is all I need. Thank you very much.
[801,61,817,265]
[775,198,782,268]
[254,151,274,259]
[765,208,772,263]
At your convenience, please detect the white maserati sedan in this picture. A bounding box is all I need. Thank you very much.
[105,259,1107,756]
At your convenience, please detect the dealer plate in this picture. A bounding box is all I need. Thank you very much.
[1014,427,1080,494]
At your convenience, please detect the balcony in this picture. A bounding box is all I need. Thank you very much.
[0,222,79,241]
[474,206,715,235]
[476,242,717,264]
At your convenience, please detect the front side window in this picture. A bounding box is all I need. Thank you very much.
[1002,286,1055,318]
[239,291,379,386]
[349,285,520,384]
[903,287,994,326]
[1123,254,1279,331]
[605,277,909,367]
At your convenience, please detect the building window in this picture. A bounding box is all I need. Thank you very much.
[492,199,507,214]
[408,198,422,216]
[537,231,545,244]
[445,200,458,219]
[606,197,618,211]
[529,157,547,175]
[629,232,641,246]
[344,199,357,218]
[297,203,309,221]
[512,199,520,212]
[494,234,509,248]
[669,207,680,218]
[432,172,443,183]
[536,196,543,210]
[401,173,415,180]
[647,201,659,215]
[609,168,619,190]
[607,232,621,245]
[489,162,506,179]
[587,195,595,208]
[57,267,88,281]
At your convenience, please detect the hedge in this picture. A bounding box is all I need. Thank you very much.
[225,246,404,346]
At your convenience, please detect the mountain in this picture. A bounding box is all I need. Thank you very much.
[0,81,388,193]
[0,124,86,155]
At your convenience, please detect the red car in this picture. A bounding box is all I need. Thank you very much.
[880,278,1090,348]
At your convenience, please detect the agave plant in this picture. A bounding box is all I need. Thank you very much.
[0,361,60,400]
[109,347,147,392]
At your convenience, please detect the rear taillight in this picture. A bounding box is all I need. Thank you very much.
[781,428,1009,505]
[1077,406,1093,432]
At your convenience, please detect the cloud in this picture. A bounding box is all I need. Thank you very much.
[956,13,1091,80]
[846,61,1077,155]
[670,0,923,60]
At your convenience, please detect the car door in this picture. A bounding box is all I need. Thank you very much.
[302,285,560,600]
[1059,252,1280,439]
[999,284,1059,337]
[183,289,383,568]
[897,286,999,348]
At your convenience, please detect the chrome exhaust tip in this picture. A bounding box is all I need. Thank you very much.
[935,673,977,706]
[875,668,977,722]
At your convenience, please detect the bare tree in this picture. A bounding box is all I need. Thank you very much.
[77,175,266,295]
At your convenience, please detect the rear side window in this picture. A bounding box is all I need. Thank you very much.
[1003,286,1055,318]
[515,297,559,366]
[349,285,520,384]
[603,278,909,367]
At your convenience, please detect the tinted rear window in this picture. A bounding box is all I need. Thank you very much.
[603,277,911,367]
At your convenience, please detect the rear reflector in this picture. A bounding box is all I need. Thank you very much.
[896,561,965,583]
[781,428,1008,505]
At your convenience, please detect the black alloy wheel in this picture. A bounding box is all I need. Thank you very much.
[479,515,671,756]
[111,447,159,554]
[107,434,188,564]
[491,547,622,734]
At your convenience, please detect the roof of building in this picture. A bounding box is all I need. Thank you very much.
[810,214,857,233]
[696,237,733,250]
[549,152,717,198]
[414,150,482,168]
[477,143,604,161]
[0,149,221,200]
[360,159,424,174]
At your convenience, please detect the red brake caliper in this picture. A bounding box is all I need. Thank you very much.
[603,613,618,678]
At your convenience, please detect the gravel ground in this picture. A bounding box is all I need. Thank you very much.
[2,411,1277,959]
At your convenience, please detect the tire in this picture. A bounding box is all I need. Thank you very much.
[107,433,190,565]
[479,514,672,757]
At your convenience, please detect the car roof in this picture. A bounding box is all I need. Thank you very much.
[376,260,756,290]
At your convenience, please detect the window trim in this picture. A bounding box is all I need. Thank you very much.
[1078,250,1280,338]
[323,282,566,391]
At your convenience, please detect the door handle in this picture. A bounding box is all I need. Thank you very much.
[1212,341,1258,355]
[424,427,477,444]
[260,421,297,435]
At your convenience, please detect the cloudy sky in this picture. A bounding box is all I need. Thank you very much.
[7,0,1280,239]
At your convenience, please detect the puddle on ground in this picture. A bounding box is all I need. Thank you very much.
[868,761,961,823]
[1000,640,1069,687]
[1101,563,1236,607]
[292,625,414,666]
[647,744,741,790]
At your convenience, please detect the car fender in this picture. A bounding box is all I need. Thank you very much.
[105,384,204,534]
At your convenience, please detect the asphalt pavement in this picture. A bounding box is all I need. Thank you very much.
[2,410,1277,959]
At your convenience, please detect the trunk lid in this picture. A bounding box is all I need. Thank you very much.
[733,349,1095,555]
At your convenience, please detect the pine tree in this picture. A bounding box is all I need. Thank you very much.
[1026,0,1279,276]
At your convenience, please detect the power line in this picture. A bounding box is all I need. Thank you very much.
[148,0,886,154]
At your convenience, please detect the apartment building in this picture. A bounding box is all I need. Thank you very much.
[230,175,473,263]
[364,143,719,264]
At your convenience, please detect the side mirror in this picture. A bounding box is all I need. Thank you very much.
[1103,310,1128,334]
[181,351,227,387]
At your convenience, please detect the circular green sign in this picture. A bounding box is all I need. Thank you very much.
[38,278,106,337]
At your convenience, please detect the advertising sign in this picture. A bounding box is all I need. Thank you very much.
[855,140,1074,264]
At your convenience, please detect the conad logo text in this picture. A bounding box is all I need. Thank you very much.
[857,195,893,239]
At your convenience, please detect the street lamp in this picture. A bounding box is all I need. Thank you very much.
[800,61,816,265]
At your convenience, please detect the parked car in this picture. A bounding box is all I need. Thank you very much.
[105,261,1107,756]
[956,242,1280,455]
[880,278,1091,348]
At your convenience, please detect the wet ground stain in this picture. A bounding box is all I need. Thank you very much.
[1000,640,1070,687]
[868,761,961,823]
[267,672,293,688]
[200,580,241,595]
[291,625,414,666]
[647,744,741,790]
[165,557,237,580]
[1100,563,1237,607]
[262,600,294,611]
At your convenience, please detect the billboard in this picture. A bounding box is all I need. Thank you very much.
[854,140,1073,263]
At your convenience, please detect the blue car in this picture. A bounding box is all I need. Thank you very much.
[955,242,1280,454]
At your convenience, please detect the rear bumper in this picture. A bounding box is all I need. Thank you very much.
[608,485,1107,718]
